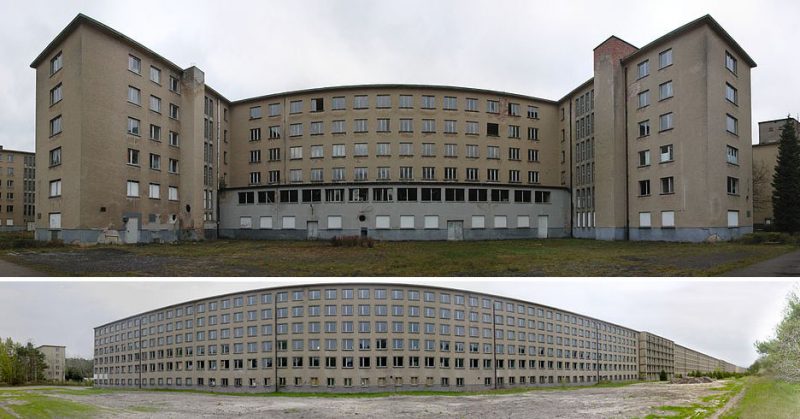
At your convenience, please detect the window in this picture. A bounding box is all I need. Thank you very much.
[638,90,650,108]
[421,95,435,109]
[639,212,651,228]
[289,100,303,114]
[399,95,413,108]
[169,131,179,147]
[486,100,499,113]
[127,180,139,197]
[290,123,303,137]
[268,148,281,161]
[466,168,479,181]
[727,145,739,164]
[443,96,457,110]
[472,216,485,229]
[659,81,673,100]
[662,211,675,228]
[376,216,391,229]
[268,170,279,184]
[250,106,261,119]
[659,144,673,162]
[332,167,345,181]
[149,66,161,84]
[726,114,738,134]
[727,176,739,195]
[283,216,296,229]
[725,51,737,74]
[149,124,161,141]
[169,104,179,119]
[487,169,498,182]
[509,170,520,183]
[290,169,303,183]
[169,186,178,201]
[50,83,62,105]
[331,97,345,110]
[659,113,673,131]
[354,167,368,181]
[659,49,673,68]
[149,183,160,199]
[527,127,539,140]
[422,167,435,180]
[127,148,139,165]
[128,55,141,74]
[638,150,650,166]
[487,146,499,159]
[422,119,435,133]
[400,119,413,133]
[49,51,63,75]
[49,179,61,197]
[126,86,141,105]
[487,123,499,137]
[639,120,650,137]
[399,166,413,180]
[466,121,479,135]
[126,117,139,136]
[311,98,324,112]
[168,159,179,173]
[290,146,303,160]
[354,95,368,109]
[508,125,520,138]
[250,172,262,185]
[466,145,479,158]
[527,106,539,119]
[249,150,262,163]
[49,147,61,166]
[528,171,540,184]
[169,75,180,93]
[637,60,649,78]
[726,83,738,104]
[660,176,674,194]
[727,210,739,227]
[353,119,367,133]
[149,153,161,170]
[508,103,520,116]
[269,103,282,116]
[377,118,390,132]
[310,168,323,182]
[444,167,457,180]
[400,142,413,156]
[400,216,414,229]
[377,166,390,180]
[376,95,391,108]
[250,128,261,141]
[421,143,435,157]
[508,148,520,160]
[639,180,650,196]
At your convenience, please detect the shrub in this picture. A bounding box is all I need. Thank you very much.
[330,235,375,248]
[659,370,668,381]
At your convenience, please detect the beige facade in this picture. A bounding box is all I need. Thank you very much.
[31,14,754,243]
[752,117,800,228]
[93,283,739,392]
[37,344,66,382]
[0,147,35,230]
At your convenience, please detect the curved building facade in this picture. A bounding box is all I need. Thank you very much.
[220,85,569,240]
[93,283,740,393]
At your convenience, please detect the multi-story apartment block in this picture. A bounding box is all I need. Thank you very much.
[92,283,739,392]
[0,146,36,230]
[752,117,800,229]
[637,332,675,381]
[37,344,66,382]
[32,14,754,243]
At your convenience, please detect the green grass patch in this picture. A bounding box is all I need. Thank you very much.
[721,376,800,419]
[645,379,743,419]
[0,391,98,418]
[4,237,793,276]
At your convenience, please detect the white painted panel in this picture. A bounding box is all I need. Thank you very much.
[639,212,651,227]
[494,215,507,229]
[727,211,739,227]
[239,216,252,229]
[376,215,391,229]
[282,216,296,229]
[517,215,530,228]
[424,216,438,229]
[327,216,342,229]
[471,215,485,229]
[259,216,273,229]
[400,215,415,229]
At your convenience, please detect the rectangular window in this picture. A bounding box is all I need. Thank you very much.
[268,126,281,139]
[250,106,262,119]
[508,103,520,116]
[310,168,323,182]
[49,147,62,166]
[527,106,539,119]
[487,123,499,137]
[127,86,141,104]
[252,171,263,184]
[659,49,673,68]
[725,51,737,74]
[421,143,435,157]
[290,123,303,137]
[49,179,61,197]
[332,167,345,181]
[290,169,303,183]
[126,117,139,136]
[422,167,436,181]
[726,114,738,134]
[487,169,498,182]
[377,118,390,132]
[250,128,261,141]
[659,144,673,162]
[660,176,674,194]
[399,142,413,156]
[399,95,413,109]
[376,142,390,156]
[472,215,485,229]
[727,176,739,195]
[376,95,391,108]
[638,90,649,108]
[269,103,282,116]
[421,95,435,109]
[487,146,499,159]
[727,210,739,227]
[149,153,161,170]
[727,145,739,164]
[637,60,649,78]
[127,180,139,197]
[149,66,161,84]
[399,166,413,180]
[128,55,141,74]
[659,113,673,131]
[466,145,479,158]
[639,212,651,228]
[639,120,650,137]
[354,95,369,109]
[331,97,345,110]
[354,119,367,133]
[169,186,178,201]
[50,83,63,105]
[508,125,520,138]
[149,183,160,199]
[149,124,161,141]
[466,168,479,181]
[508,147,520,161]
[49,51,63,75]
[509,170,520,183]
[169,75,180,93]
[168,158,179,173]
[397,188,417,202]
[443,96,457,110]
[127,148,139,166]
[527,127,539,140]
[268,148,281,161]
[422,119,435,133]
[466,121,479,135]
[169,104,179,119]
[662,210,675,228]
[400,119,413,133]
[169,131,179,147]
[377,166,390,180]
[311,98,324,112]
[726,83,738,104]
[290,146,303,160]
[659,81,673,100]
[465,98,478,112]
[486,100,499,113]
[290,100,303,114]
[354,167,368,181]
[639,180,650,196]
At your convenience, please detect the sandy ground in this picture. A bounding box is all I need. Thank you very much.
[31,381,730,418]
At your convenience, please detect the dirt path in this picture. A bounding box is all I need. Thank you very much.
[44,382,728,419]
[0,257,46,277]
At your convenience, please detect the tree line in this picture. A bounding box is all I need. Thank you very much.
[0,337,48,385]
[753,291,800,382]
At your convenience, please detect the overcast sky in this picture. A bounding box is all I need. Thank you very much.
[1,0,799,152]
[0,279,795,368]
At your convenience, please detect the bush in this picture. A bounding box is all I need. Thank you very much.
[330,235,376,248]
[659,370,668,381]
[737,232,799,245]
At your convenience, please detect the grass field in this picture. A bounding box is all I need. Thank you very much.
[721,377,800,419]
[1,233,794,276]
[644,379,743,419]
[0,388,98,418]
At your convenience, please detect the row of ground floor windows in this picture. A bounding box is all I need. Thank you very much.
[100,373,639,388]
[240,214,544,230]
[237,188,552,205]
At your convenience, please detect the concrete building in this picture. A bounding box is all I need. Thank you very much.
[637,332,675,381]
[32,14,754,243]
[751,117,800,229]
[0,146,35,231]
[92,283,740,392]
[37,344,66,382]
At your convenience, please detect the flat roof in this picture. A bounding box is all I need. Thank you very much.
[0,147,34,155]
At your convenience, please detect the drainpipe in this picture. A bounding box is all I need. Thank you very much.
[623,66,631,241]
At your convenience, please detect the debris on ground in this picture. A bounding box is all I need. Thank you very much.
[670,377,714,384]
